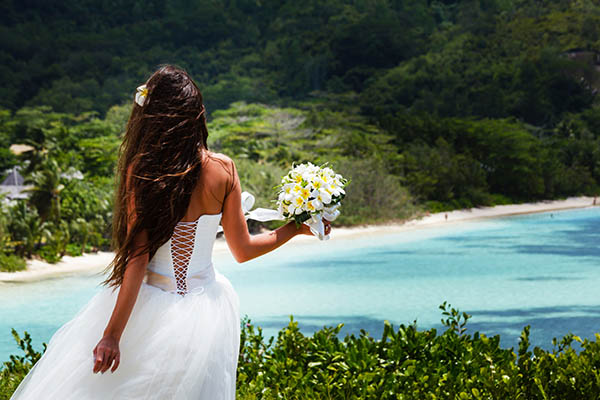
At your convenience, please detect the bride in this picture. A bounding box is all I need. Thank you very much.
[10,65,331,399]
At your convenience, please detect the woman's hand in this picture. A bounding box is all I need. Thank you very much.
[296,218,332,236]
[324,219,332,236]
[222,156,333,262]
[93,335,120,374]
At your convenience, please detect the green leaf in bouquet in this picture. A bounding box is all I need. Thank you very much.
[293,211,312,227]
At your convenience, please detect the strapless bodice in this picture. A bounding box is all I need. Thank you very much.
[145,213,222,295]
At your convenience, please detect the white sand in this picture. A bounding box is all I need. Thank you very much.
[322,196,598,240]
[0,251,115,283]
[1,196,596,283]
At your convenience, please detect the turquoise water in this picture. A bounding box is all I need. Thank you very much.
[2,207,600,362]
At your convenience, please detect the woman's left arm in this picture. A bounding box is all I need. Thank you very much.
[93,233,148,374]
[93,166,148,374]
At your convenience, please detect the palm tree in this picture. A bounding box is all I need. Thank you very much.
[8,201,51,257]
[44,219,71,258]
[17,136,61,176]
[69,217,92,255]
[22,158,64,222]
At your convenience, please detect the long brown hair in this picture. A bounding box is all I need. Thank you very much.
[102,65,208,288]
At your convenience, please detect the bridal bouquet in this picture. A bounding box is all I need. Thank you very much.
[275,162,347,240]
[230,163,348,240]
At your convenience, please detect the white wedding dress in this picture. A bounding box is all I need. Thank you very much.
[10,212,240,400]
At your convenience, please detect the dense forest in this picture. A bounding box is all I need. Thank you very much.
[0,0,599,267]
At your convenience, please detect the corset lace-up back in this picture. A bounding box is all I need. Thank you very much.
[171,220,198,295]
[145,213,222,295]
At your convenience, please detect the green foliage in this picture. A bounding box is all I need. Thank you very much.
[0,105,121,264]
[361,2,599,126]
[22,158,64,222]
[77,135,120,177]
[208,102,413,226]
[332,158,417,225]
[0,253,26,272]
[391,114,600,205]
[236,305,600,399]
[65,243,84,257]
[37,245,62,264]
[1,0,600,263]
[0,0,432,113]
[4,305,600,398]
[1,1,599,216]
[6,201,49,258]
[0,330,44,399]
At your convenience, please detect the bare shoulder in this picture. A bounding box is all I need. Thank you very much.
[205,151,236,171]
[202,151,239,196]
[208,151,233,163]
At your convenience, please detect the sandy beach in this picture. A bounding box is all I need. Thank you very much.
[1,196,596,283]
[0,251,115,283]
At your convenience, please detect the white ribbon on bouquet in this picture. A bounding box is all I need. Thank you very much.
[218,191,339,240]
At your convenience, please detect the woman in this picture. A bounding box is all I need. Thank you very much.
[11,65,331,399]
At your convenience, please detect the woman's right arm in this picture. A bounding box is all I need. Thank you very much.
[220,159,322,262]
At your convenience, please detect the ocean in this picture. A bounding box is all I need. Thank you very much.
[1,207,599,362]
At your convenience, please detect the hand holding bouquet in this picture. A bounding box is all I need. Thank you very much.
[276,163,347,240]
[229,162,348,240]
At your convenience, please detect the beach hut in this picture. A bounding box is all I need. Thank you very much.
[0,166,32,202]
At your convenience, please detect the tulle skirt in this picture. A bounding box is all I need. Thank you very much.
[10,269,240,400]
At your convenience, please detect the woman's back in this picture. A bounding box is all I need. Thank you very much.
[180,152,237,221]
[146,152,237,294]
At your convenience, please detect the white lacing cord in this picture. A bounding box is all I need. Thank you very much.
[171,220,198,296]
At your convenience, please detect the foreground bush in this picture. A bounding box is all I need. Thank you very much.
[0,253,26,272]
[3,305,600,399]
[237,304,600,400]
[0,330,44,399]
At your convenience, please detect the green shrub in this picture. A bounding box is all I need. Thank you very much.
[424,200,454,213]
[37,245,61,264]
[4,305,600,399]
[0,253,26,272]
[332,158,417,225]
[488,194,514,206]
[65,243,83,257]
[0,330,44,399]
[237,304,600,399]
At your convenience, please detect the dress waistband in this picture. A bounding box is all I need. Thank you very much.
[145,263,216,296]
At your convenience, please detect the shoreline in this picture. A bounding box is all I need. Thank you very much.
[319,196,597,240]
[1,196,596,283]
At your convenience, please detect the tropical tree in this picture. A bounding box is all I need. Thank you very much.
[7,201,51,258]
[22,159,64,222]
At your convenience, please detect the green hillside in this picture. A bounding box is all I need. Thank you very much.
[0,0,600,266]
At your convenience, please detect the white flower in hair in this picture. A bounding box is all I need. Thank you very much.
[135,85,148,106]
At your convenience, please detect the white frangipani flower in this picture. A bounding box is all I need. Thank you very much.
[275,162,347,240]
[135,85,148,106]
